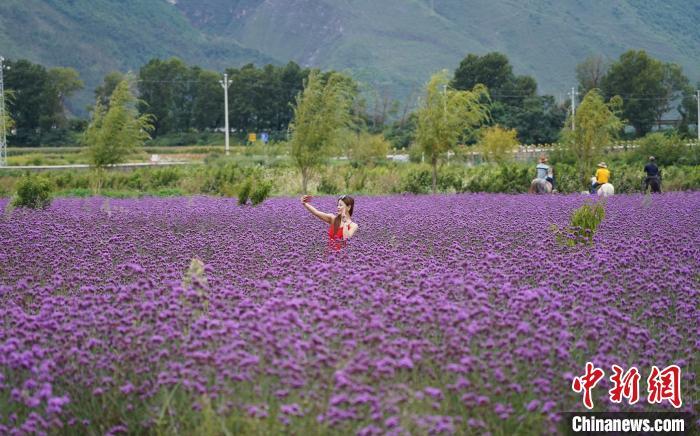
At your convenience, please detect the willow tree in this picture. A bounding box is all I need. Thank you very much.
[84,79,155,168]
[415,70,490,193]
[561,89,623,183]
[479,125,519,164]
[289,70,354,192]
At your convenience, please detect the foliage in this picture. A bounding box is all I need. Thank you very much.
[384,113,417,150]
[415,70,490,192]
[451,52,565,144]
[237,178,252,205]
[3,59,63,144]
[601,50,690,136]
[478,125,518,163]
[236,176,272,206]
[11,173,53,209]
[250,180,272,205]
[317,176,340,195]
[552,201,606,246]
[561,89,623,183]
[633,132,700,166]
[84,79,155,168]
[289,70,355,192]
[48,67,84,120]
[1,89,14,140]
[93,71,125,109]
[576,55,609,96]
[345,132,390,167]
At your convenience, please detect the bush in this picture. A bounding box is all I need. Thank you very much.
[318,176,340,195]
[634,133,697,166]
[154,188,185,197]
[237,179,252,205]
[12,174,53,209]
[437,166,465,192]
[552,201,605,246]
[401,167,432,193]
[147,167,182,189]
[478,125,518,163]
[250,181,272,205]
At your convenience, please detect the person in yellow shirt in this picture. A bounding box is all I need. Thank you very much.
[590,162,610,193]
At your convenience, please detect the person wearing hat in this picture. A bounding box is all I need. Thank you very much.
[643,156,661,193]
[535,155,555,189]
[590,162,610,194]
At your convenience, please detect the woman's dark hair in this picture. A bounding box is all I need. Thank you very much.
[332,195,354,233]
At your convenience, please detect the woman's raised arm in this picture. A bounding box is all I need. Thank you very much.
[301,195,334,224]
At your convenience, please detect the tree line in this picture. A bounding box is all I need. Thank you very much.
[2,49,699,148]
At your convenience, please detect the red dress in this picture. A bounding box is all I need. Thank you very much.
[328,223,350,251]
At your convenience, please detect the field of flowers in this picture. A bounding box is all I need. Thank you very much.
[0,192,698,435]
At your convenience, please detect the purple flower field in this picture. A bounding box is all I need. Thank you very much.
[0,193,698,435]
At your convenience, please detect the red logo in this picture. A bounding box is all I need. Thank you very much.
[572,362,605,409]
[647,365,682,408]
[609,365,641,405]
[573,363,682,409]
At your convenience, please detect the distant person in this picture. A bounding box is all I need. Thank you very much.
[590,162,610,194]
[301,194,358,250]
[535,155,555,189]
[643,156,661,193]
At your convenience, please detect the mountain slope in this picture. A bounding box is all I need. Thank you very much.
[173,0,700,99]
[0,0,276,115]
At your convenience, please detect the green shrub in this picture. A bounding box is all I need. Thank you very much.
[60,188,92,197]
[437,166,465,192]
[552,201,606,246]
[237,179,252,205]
[401,167,432,193]
[154,188,184,197]
[148,167,182,189]
[11,174,53,209]
[250,181,272,205]
[634,133,698,166]
[318,176,340,195]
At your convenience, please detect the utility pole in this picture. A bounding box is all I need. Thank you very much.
[696,89,699,142]
[219,73,231,156]
[0,57,7,167]
[570,87,579,131]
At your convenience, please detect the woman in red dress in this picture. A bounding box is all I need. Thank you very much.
[301,194,358,250]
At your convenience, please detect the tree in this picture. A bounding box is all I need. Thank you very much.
[490,96,566,144]
[289,70,354,192]
[84,79,155,168]
[191,68,223,131]
[137,58,191,136]
[48,67,84,121]
[4,59,62,143]
[346,132,390,167]
[479,125,518,163]
[451,52,562,144]
[415,70,490,192]
[561,89,623,183]
[94,71,125,108]
[451,52,512,94]
[678,81,699,137]
[601,50,688,136]
[576,55,609,95]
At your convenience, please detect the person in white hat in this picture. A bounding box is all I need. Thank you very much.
[590,162,610,194]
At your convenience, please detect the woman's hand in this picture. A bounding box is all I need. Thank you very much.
[301,195,312,204]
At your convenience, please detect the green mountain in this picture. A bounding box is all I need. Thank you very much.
[0,0,275,115]
[172,0,700,98]
[1,0,699,116]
